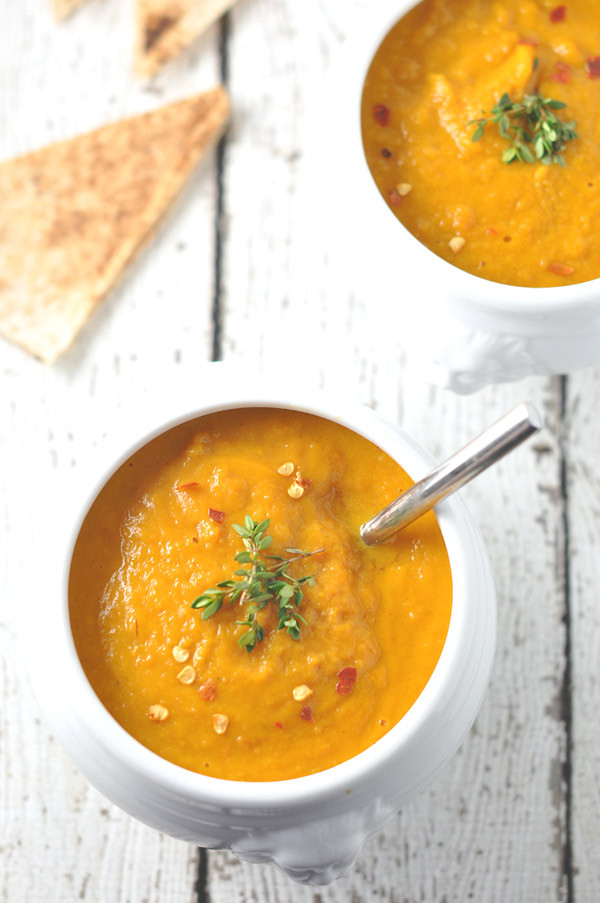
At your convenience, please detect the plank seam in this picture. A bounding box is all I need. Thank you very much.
[195,847,209,903]
[559,374,574,903]
[210,13,231,363]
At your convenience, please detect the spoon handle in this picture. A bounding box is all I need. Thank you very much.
[360,402,542,546]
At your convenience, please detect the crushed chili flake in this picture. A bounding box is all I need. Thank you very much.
[274,721,284,729]
[208,507,226,523]
[585,57,600,79]
[548,261,575,276]
[177,665,196,685]
[387,187,402,207]
[550,60,571,83]
[549,5,566,23]
[449,236,466,254]
[212,713,229,735]
[176,481,199,490]
[147,704,169,722]
[486,227,498,236]
[198,677,217,701]
[336,667,357,696]
[373,104,390,126]
[288,481,305,499]
[172,645,190,663]
[300,705,313,723]
[292,684,312,702]
[380,148,392,159]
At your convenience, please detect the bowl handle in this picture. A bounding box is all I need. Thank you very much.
[230,800,395,885]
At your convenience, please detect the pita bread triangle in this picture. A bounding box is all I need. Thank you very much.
[53,0,89,20]
[136,0,238,77]
[0,86,229,363]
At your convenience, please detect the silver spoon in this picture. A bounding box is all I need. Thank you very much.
[360,402,542,546]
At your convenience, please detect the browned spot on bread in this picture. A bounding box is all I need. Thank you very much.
[145,14,178,51]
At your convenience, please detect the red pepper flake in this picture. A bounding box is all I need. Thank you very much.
[548,261,575,276]
[274,721,284,729]
[198,678,217,701]
[373,104,390,126]
[387,187,402,207]
[380,148,392,159]
[336,667,357,696]
[300,705,313,723]
[486,227,498,236]
[550,60,571,83]
[176,481,199,490]
[585,57,600,79]
[208,507,226,523]
[549,5,566,23]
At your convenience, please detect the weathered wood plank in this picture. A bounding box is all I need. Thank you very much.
[0,0,225,900]
[212,0,569,897]
[564,369,600,903]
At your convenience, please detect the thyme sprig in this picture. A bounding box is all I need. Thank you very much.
[191,515,323,652]
[469,91,577,166]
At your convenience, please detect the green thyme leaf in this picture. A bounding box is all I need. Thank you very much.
[467,90,577,166]
[190,515,324,652]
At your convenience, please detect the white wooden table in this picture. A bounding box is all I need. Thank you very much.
[1,1,599,900]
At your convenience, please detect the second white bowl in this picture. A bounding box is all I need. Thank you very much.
[310,0,600,392]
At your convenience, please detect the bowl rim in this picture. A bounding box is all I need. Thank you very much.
[61,386,489,811]
[348,0,600,316]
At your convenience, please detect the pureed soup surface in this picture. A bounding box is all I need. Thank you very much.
[361,0,600,287]
[69,409,452,781]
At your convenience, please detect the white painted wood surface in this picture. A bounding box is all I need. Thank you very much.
[1,1,597,901]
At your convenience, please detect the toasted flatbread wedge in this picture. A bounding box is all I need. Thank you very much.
[53,0,89,20]
[0,86,229,363]
[136,0,238,77]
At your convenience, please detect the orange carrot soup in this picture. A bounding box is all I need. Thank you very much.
[69,408,452,781]
[361,0,600,287]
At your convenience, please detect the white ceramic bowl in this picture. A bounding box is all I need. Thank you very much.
[30,383,495,885]
[315,0,600,392]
